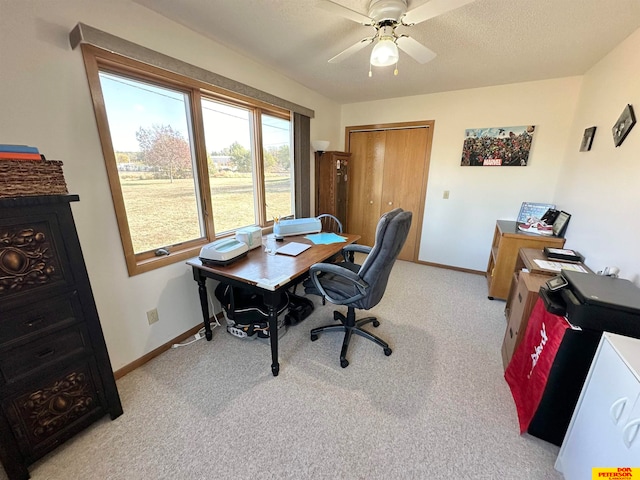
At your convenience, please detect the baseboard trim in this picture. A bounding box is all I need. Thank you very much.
[417,260,484,276]
[114,314,223,380]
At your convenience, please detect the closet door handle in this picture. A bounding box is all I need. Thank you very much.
[622,418,640,448]
[610,397,628,425]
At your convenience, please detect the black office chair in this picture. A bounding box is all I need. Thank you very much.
[308,208,412,368]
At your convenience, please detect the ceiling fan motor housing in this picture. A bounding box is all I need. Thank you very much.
[368,0,408,24]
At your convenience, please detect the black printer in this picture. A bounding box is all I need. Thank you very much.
[525,270,640,446]
[559,269,640,338]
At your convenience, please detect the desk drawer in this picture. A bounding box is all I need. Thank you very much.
[0,291,81,346]
[0,325,90,384]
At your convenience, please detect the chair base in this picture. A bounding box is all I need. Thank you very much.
[310,307,392,368]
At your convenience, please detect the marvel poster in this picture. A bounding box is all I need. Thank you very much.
[461,125,536,166]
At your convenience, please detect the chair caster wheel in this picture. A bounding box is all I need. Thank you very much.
[384,347,392,356]
[372,319,380,327]
[340,358,349,368]
[310,334,318,341]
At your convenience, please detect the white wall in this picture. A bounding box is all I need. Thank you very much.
[341,78,582,271]
[4,0,640,372]
[554,28,640,283]
[0,0,342,370]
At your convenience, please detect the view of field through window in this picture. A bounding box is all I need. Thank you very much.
[99,71,293,254]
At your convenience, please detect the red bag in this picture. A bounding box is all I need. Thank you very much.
[504,298,569,433]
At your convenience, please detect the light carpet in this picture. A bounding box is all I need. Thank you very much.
[13,261,562,479]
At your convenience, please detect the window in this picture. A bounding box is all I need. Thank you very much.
[100,73,204,254]
[201,99,256,233]
[261,114,293,222]
[81,45,295,275]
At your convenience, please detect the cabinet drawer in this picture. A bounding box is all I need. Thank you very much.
[0,215,76,303]
[0,325,90,384]
[1,359,107,464]
[0,292,81,345]
[501,273,549,370]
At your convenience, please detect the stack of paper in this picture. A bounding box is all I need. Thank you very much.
[275,242,311,256]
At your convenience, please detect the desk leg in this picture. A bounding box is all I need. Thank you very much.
[265,292,280,376]
[195,273,213,341]
[268,304,279,376]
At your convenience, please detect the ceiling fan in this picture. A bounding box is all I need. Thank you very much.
[320,0,476,74]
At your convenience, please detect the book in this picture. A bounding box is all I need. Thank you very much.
[0,144,39,154]
[0,152,43,160]
[544,247,584,263]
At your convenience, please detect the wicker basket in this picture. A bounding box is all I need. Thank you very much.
[0,159,68,198]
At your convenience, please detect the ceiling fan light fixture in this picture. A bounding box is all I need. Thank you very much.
[370,37,399,67]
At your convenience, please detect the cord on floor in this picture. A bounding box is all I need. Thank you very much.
[171,318,221,349]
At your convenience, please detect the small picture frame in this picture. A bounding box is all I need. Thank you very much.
[612,104,636,147]
[552,211,571,237]
[580,126,596,152]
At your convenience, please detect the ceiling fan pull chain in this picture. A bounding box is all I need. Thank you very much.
[394,61,398,76]
[369,62,373,78]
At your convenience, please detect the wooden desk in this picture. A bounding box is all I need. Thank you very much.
[515,247,593,277]
[187,233,360,376]
[486,220,565,300]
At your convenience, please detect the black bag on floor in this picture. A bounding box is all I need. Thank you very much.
[284,292,314,326]
[214,282,288,339]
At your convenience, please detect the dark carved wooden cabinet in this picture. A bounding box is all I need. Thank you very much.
[0,195,122,480]
[315,151,350,230]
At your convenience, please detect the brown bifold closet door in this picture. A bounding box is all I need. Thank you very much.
[346,122,433,262]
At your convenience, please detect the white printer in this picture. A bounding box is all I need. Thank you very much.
[199,238,248,266]
[273,217,321,237]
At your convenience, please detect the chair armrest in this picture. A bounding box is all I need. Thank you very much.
[341,244,371,263]
[309,262,369,305]
[343,244,371,255]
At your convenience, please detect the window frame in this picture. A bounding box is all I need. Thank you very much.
[81,44,293,275]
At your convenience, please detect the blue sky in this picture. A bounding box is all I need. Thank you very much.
[100,72,289,153]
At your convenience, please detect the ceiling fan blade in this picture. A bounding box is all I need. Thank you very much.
[318,0,372,25]
[396,36,437,64]
[403,0,475,25]
[328,37,374,63]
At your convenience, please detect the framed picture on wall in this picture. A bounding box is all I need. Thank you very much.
[461,125,536,166]
[612,104,636,147]
[580,126,596,152]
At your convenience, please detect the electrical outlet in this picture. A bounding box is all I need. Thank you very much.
[147,308,159,325]
[443,190,450,199]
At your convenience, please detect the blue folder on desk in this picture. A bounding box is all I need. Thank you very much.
[305,232,347,245]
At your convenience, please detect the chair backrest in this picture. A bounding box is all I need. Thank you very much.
[353,208,412,310]
[317,213,343,233]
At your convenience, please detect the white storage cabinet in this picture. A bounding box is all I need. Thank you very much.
[556,332,640,478]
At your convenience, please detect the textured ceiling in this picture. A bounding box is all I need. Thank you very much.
[133,0,640,104]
